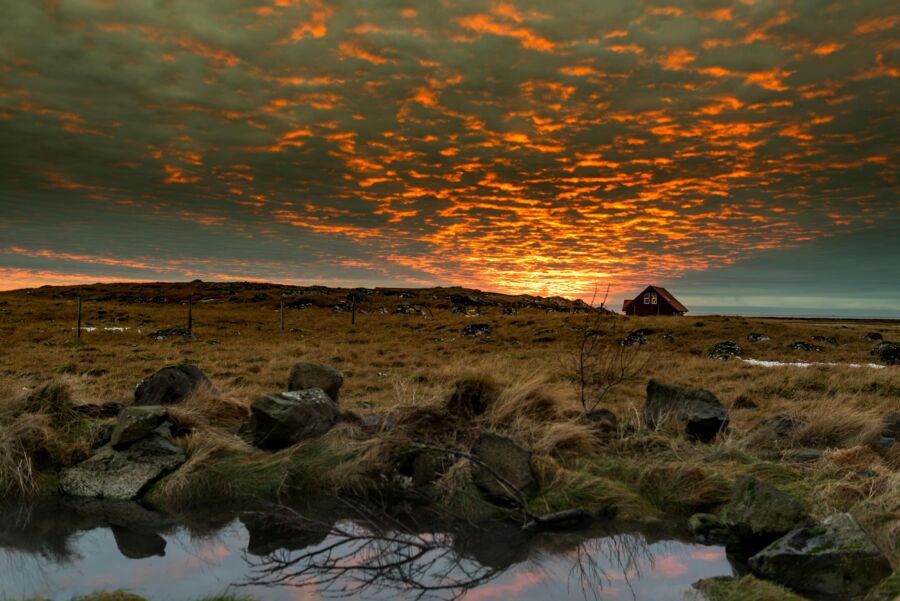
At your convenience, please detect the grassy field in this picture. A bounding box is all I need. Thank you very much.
[0,282,898,573]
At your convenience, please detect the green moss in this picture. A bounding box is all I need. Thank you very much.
[693,575,807,601]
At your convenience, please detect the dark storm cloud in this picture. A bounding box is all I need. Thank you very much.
[0,0,897,311]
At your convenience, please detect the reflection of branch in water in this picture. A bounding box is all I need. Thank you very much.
[239,501,502,601]
[567,531,656,601]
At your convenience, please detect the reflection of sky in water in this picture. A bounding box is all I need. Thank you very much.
[0,520,732,601]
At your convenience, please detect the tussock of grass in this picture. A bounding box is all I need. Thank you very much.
[851,471,900,567]
[529,455,652,519]
[636,462,731,515]
[790,402,882,449]
[150,424,377,509]
[434,458,502,520]
[0,380,91,497]
[167,387,250,433]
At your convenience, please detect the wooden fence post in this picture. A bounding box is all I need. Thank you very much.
[351,301,356,325]
[187,297,193,333]
[280,299,285,332]
[76,297,82,339]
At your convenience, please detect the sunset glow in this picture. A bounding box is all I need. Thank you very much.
[1,1,897,311]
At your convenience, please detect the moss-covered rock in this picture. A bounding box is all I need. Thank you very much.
[749,512,892,599]
[724,475,812,550]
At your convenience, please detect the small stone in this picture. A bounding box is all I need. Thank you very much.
[462,323,492,337]
[688,513,730,544]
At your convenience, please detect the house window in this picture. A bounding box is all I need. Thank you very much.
[651,293,657,305]
[644,293,650,304]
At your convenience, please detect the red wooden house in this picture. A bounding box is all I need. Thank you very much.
[622,285,688,316]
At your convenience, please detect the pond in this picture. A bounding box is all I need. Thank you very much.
[0,500,736,601]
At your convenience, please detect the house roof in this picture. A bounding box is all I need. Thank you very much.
[647,285,688,313]
[623,285,688,313]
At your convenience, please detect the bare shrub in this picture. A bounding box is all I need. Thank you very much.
[562,285,646,415]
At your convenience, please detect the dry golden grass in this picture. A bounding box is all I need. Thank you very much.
[0,284,898,560]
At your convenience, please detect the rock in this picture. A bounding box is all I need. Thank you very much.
[881,412,900,439]
[871,341,900,365]
[621,330,649,346]
[865,570,900,601]
[462,323,492,337]
[110,406,168,449]
[409,449,455,488]
[749,513,891,599]
[471,432,536,504]
[287,362,343,403]
[585,408,617,436]
[708,341,743,360]
[747,333,770,343]
[134,364,215,406]
[688,513,730,544]
[784,448,823,464]
[73,402,125,418]
[812,335,838,345]
[60,434,186,500]
[359,413,397,435]
[759,414,802,438]
[394,303,427,316]
[662,333,675,342]
[864,332,883,342]
[111,526,167,559]
[242,389,339,450]
[642,379,729,442]
[732,395,758,410]
[724,476,812,550]
[446,377,500,416]
[791,341,823,352]
[148,326,195,341]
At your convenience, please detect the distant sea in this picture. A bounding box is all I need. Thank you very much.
[686,306,900,320]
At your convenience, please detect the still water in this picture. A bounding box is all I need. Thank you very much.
[0,500,734,601]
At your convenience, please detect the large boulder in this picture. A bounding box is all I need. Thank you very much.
[134,364,214,406]
[749,513,892,599]
[871,341,900,365]
[242,389,339,450]
[60,433,186,500]
[111,406,168,449]
[471,432,535,504]
[287,363,343,403]
[642,379,729,442]
[724,476,813,550]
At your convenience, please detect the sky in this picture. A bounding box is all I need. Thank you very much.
[0,0,898,315]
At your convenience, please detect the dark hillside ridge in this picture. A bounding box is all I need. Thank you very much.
[2,281,613,313]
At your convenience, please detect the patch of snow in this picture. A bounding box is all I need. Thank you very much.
[740,358,885,369]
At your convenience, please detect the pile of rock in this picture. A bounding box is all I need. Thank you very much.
[708,341,743,360]
[688,476,892,599]
[60,405,185,501]
[240,363,343,450]
[871,340,900,365]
